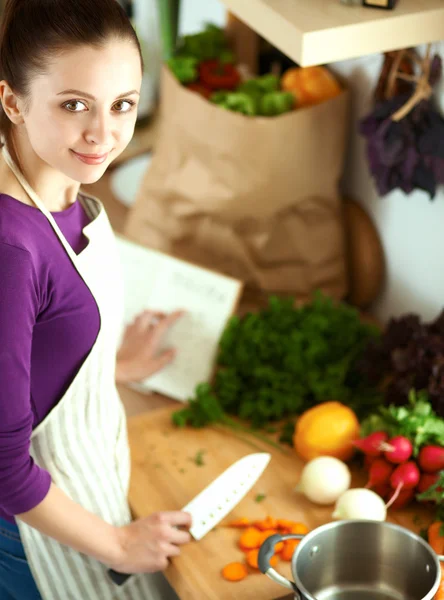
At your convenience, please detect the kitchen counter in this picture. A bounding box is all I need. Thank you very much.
[125,404,433,600]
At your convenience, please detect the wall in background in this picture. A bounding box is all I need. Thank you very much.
[179,1,444,323]
[333,46,444,324]
[179,0,226,35]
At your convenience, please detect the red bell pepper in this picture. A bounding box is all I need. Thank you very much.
[198,60,241,91]
[186,82,213,99]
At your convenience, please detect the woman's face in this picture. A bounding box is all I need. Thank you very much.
[20,39,142,184]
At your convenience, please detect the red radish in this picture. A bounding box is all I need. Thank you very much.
[390,461,420,490]
[386,461,420,509]
[417,472,440,495]
[365,458,394,489]
[353,431,388,457]
[372,484,390,500]
[418,445,444,473]
[383,436,413,464]
[364,455,377,470]
[388,488,415,510]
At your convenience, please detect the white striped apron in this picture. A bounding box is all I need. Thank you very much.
[2,147,173,600]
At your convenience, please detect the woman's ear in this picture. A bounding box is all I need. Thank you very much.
[0,80,25,124]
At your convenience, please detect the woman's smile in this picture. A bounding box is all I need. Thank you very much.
[70,149,110,165]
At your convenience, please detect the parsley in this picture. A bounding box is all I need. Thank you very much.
[255,494,266,503]
[172,292,380,442]
[417,471,444,532]
[361,389,444,456]
[190,450,206,466]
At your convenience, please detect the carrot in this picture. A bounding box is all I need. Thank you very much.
[221,562,248,582]
[227,517,251,528]
[222,516,309,582]
[288,523,309,535]
[428,522,444,555]
[435,566,444,600]
[254,516,278,531]
[238,527,263,550]
[260,529,284,552]
[245,549,260,569]
[246,550,279,569]
[428,522,444,600]
[281,539,300,561]
[270,554,279,568]
[276,518,295,530]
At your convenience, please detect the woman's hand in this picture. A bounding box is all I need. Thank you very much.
[112,511,192,574]
[116,309,184,384]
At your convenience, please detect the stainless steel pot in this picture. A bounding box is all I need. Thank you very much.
[258,520,444,600]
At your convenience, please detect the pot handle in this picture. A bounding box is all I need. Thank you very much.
[258,533,305,596]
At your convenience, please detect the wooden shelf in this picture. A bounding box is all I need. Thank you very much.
[220,0,444,66]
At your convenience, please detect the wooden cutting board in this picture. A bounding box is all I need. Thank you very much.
[127,406,433,600]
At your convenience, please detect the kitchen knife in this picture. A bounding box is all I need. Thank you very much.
[109,452,271,585]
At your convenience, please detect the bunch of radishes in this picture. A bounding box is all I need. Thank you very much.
[354,431,444,509]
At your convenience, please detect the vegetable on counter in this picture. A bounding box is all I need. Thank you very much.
[172,291,381,444]
[428,522,444,600]
[221,515,310,582]
[221,562,248,582]
[294,402,360,462]
[417,471,444,524]
[355,392,443,510]
[360,390,444,456]
[332,488,387,522]
[295,456,351,505]
[358,306,444,420]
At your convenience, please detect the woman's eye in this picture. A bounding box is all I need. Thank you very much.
[63,100,87,112]
[113,100,135,113]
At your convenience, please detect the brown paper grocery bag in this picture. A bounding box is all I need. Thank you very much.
[124,66,350,300]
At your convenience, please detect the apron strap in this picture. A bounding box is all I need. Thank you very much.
[1,144,78,262]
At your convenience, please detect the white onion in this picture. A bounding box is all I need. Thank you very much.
[295,456,351,505]
[332,488,387,521]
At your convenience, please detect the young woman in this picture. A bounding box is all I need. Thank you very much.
[0,1,192,598]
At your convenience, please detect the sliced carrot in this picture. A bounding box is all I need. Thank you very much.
[270,554,279,567]
[288,523,309,535]
[238,527,263,550]
[227,517,251,528]
[281,539,300,561]
[260,529,284,552]
[245,549,260,569]
[254,516,278,531]
[428,522,444,555]
[221,562,248,582]
[276,519,296,530]
[435,563,444,600]
[428,522,444,600]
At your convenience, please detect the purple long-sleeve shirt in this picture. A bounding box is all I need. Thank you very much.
[0,193,101,523]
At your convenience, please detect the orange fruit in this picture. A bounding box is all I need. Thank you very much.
[281,66,342,108]
[293,401,360,462]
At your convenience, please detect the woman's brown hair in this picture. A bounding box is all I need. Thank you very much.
[0,0,143,169]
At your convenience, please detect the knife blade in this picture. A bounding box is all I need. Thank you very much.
[109,452,271,585]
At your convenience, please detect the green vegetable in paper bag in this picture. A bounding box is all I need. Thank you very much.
[259,91,295,116]
[167,56,198,84]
